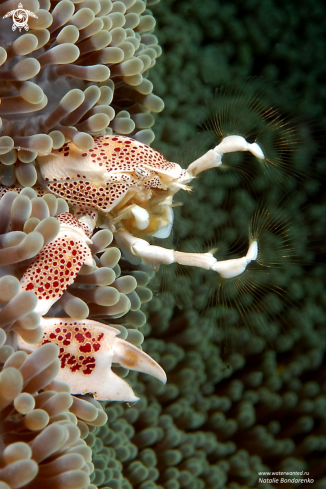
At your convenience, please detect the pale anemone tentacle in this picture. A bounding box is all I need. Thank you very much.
[0,0,165,187]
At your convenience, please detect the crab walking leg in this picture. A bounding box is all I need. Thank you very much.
[115,231,258,279]
[186,135,265,177]
[17,318,167,401]
[20,213,93,315]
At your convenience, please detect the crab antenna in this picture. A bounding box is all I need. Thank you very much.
[186,135,265,177]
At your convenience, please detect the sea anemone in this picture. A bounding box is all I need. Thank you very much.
[0,0,164,187]
[0,1,166,486]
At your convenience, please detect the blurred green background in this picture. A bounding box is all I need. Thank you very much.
[91,2,326,488]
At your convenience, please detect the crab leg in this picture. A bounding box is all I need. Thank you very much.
[17,318,166,401]
[115,230,258,279]
[20,212,93,315]
[185,135,265,177]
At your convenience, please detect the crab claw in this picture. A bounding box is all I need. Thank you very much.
[113,338,167,384]
[20,213,93,315]
[17,317,166,402]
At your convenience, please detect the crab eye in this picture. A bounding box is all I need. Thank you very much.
[135,167,150,179]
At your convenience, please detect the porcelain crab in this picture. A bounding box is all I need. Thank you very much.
[1,133,263,400]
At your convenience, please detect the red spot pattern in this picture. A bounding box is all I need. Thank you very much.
[56,212,89,234]
[40,135,179,213]
[47,179,129,213]
[41,321,104,375]
[20,212,91,302]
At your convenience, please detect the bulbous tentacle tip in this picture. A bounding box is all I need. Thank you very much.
[113,337,167,384]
